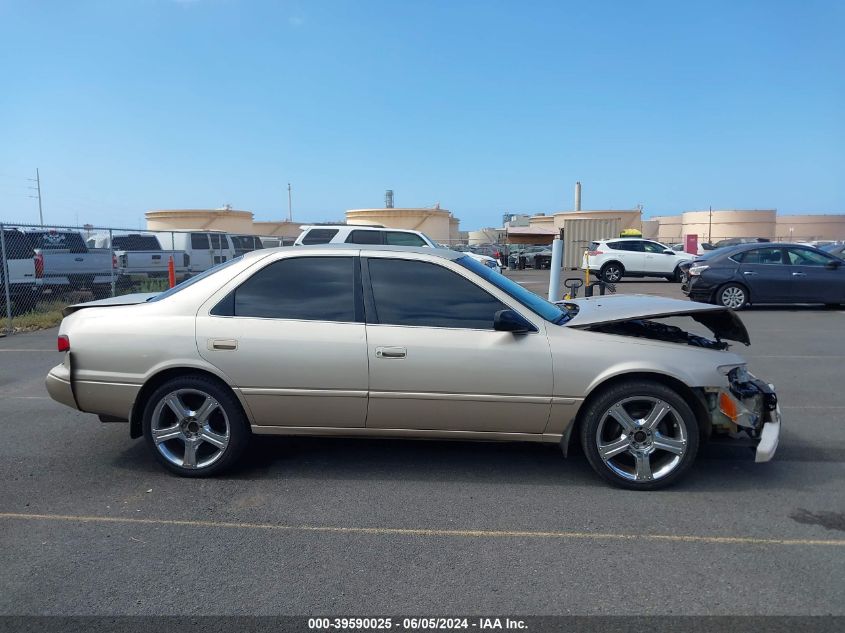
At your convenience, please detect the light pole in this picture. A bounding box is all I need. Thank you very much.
[287,183,292,221]
[708,205,713,243]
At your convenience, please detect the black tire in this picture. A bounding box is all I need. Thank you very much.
[715,283,748,310]
[669,265,683,283]
[142,374,250,477]
[579,380,700,490]
[600,262,624,283]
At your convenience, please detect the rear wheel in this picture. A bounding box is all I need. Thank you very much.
[600,262,624,283]
[142,375,250,477]
[580,380,699,490]
[716,283,748,310]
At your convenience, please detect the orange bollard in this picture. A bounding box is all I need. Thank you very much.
[168,255,176,288]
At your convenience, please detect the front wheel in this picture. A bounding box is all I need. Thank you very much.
[580,381,699,490]
[142,375,250,477]
[716,283,748,310]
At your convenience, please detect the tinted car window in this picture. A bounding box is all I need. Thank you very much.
[2,230,35,259]
[367,258,508,329]
[28,231,87,253]
[786,248,835,266]
[346,230,383,245]
[384,231,427,247]
[734,248,784,264]
[301,229,339,245]
[234,257,355,321]
[191,233,210,249]
[112,235,161,250]
[608,241,642,252]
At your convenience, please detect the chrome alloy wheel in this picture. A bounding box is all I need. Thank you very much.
[595,396,688,483]
[150,388,230,469]
[720,286,746,309]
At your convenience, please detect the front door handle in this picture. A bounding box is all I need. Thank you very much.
[743,271,758,276]
[209,338,238,351]
[375,346,406,359]
[792,272,807,277]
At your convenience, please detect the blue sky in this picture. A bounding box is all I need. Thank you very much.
[1,0,843,230]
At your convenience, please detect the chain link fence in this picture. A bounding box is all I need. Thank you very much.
[0,222,281,335]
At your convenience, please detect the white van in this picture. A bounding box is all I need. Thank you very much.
[168,231,237,274]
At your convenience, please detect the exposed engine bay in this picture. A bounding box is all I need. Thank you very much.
[587,318,730,350]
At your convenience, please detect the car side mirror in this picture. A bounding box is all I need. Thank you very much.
[493,309,534,333]
[825,260,841,270]
[663,249,675,255]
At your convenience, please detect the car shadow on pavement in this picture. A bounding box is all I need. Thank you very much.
[110,431,837,493]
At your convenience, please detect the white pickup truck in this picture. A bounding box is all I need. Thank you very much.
[24,229,119,299]
[87,233,189,282]
[1,228,41,314]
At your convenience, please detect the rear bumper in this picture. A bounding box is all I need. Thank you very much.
[45,363,78,410]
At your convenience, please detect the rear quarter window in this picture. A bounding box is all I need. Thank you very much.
[301,229,339,245]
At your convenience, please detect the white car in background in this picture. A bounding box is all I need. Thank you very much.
[294,225,503,273]
[583,238,695,283]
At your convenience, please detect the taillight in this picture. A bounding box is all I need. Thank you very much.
[112,254,118,269]
[57,335,70,352]
[34,253,44,278]
[588,250,603,256]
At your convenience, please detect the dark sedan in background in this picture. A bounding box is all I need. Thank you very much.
[682,242,845,309]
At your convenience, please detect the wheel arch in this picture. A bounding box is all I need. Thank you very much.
[561,371,711,457]
[129,367,253,439]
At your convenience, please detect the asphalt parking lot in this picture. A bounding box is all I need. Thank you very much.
[1,270,844,616]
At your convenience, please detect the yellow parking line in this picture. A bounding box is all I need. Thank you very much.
[1,512,843,547]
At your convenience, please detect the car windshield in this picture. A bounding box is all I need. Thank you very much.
[146,256,244,302]
[456,255,568,323]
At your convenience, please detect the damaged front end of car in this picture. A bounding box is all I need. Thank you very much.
[560,295,781,462]
[702,366,781,462]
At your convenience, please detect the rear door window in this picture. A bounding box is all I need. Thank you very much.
[346,230,383,245]
[228,257,356,322]
[735,248,785,265]
[301,229,339,245]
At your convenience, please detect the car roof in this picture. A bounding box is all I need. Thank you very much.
[300,225,414,232]
[598,237,654,242]
[248,243,463,261]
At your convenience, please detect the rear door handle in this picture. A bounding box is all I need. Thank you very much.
[208,338,238,351]
[792,272,806,277]
[743,271,758,276]
[375,346,406,359]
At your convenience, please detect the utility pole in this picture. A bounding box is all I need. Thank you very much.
[708,205,713,243]
[28,169,44,226]
[287,183,292,221]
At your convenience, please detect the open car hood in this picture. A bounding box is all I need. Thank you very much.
[559,294,750,345]
[62,292,158,317]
